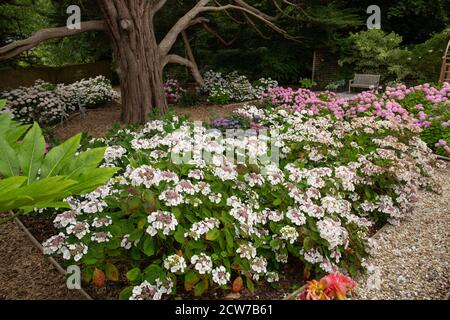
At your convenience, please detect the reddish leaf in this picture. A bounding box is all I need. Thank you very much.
[92,268,106,287]
[232,276,243,293]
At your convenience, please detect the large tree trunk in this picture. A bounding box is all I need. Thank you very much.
[98,0,167,124]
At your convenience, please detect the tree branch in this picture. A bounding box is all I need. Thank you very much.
[159,0,299,57]
[163,54,204,86]
[159,0,210,56]
[181,30,204,86]
[243,13,271,40]
[153,0,168,15]
[201,23,241,46]
[232,0,277,22]
[214,0,245,25]
[199,5,301,42]
[0,20,106,61]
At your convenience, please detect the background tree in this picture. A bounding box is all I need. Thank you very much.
[0,0,301,123]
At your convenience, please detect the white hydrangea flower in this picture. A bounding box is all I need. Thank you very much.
[129,281,162,300]
[146,211,178,236]
[159,189,184,207]
[212,266,230,286]
[266,271,280,283]
[92,216,112,228]
[121,234,133,250]
[236,242,257,260]
[191,254,213,275]
[91,231,112,243]
[42,233,66,255]
[251,256,267,274]
[279,225,298,244]
[316,218,348,250]
[164,254,187,273]
[61,243,88,262]
[66,221,90,239]
[286,207,306,226]
[128,165,162,188]
[53,210,78,228]
[185,218,220,240]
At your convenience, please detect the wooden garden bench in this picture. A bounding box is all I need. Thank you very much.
[348,74,381,93]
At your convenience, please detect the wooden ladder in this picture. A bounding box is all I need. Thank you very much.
[439,40,450,84]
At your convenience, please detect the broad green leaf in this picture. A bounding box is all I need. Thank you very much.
[126,267,141,282]
[184,270,200,291]
[0,176,26,194]
[143,264,164,283]
[0,176,77,212]
[18,122,45,183]
[5,123,31,145]
[206,228,220,241]
[246,276,255,294]
[82,266,94,283]
[41,133,81,177]
[303,237,313,251]
[174,226,186,244]
[0,99,6,110]
[0,137,20,177]
[194,279,208,297]
[66,167,118,194]
[65,147,107,177]
[105,263,120,282]
[0,113,11,133]
[225,229,234,254]
[129,229,144,242]
[142,237,156,257]
[119,286,133,300]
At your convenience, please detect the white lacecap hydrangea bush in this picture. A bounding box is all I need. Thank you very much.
[202,70,278,103]
[42,97,438,300]
[0,75,118,125]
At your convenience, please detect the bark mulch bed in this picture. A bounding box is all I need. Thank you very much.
[0,220,86,300]
[53,101,249,141]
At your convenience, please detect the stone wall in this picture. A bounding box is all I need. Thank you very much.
[0,61,112,89]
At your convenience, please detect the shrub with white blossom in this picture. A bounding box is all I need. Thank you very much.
[42,91,439,300]
[0,76,117,125]
[202,70,277,104]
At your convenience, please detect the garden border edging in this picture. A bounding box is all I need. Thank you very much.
[14,217,93,300]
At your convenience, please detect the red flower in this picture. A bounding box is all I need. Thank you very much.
[298,273,356,300]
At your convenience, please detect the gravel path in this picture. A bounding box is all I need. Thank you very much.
[0,221,86,300]
[353,161,450,300]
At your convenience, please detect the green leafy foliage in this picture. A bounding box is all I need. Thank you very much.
[339,29,409,82]
[0,100,117,220]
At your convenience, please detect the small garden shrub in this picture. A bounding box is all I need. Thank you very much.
[299,78,317,89]
[0,76,117,125]
[202,70,278,104]
[207,87,232,105]
[325,80,346,92]
[339,29,408,82]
